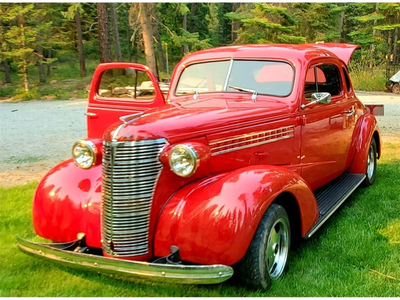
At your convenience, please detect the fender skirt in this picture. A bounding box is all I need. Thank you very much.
[154,165,318,266]
[17,236,233,285]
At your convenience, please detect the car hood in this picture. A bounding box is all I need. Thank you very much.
[103,97,290,144]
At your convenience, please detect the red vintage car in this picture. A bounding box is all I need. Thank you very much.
[18,43,381,290]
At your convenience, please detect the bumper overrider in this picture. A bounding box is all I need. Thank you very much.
[16,236,234,284]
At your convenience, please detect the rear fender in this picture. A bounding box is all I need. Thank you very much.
[154,165,318,266]
[32,160,102,248]
[348,114,381,174]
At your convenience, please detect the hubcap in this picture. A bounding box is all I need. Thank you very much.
[266,218,289,279]
[367,144,375,179]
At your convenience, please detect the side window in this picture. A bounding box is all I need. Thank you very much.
[342,67,352,93]
[98,68,155,101]
[304,64,342,99]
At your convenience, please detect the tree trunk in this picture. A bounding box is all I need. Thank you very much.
[75,9,87,77]
[37,42,46,83]
[338,10,345,42]
[394,27,399,65]
[18,14,29,92]
[386,33,392,79]
[35,4,46,83]
[110,3,123,61]
[138,3,157,74]
[154,28,165,73]
[369,3,379,72]
[190,3,196,32]
[125,7,132,61]
[3,60,11,84]
[97,3,112,63]
[182,13,189,54]
[231,3,241,43]
[46,48,51,76]
[149,4,165,73]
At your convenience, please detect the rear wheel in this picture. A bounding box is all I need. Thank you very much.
[238,204,290,290]
[364,138,377,186]
[392,83,400,94]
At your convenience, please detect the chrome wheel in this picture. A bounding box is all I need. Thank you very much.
[364,138,377,186]
[238,204,291,290]
[366,144,375,180]
[266,218,289,279]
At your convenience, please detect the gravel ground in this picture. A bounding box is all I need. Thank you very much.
[0,92,399,187]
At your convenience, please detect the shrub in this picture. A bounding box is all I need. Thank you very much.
[349,67,388,92]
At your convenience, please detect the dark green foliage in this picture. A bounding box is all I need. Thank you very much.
[1,2,399,92]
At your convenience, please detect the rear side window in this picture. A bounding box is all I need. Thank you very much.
[98,68,155,101]
[304,64,342,99]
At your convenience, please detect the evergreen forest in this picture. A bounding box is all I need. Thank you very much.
[1,3,400,99]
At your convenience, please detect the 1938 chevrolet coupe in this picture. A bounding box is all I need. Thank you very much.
[18,43,381,290]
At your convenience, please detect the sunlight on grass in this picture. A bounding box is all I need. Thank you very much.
[379,221,400,244]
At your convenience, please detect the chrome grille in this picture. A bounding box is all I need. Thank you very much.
[102,138,167,257]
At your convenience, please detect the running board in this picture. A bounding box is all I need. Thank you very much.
[305,173,365,238]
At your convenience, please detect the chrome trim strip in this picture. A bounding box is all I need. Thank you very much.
[209,125,294,156]
[223,59,234,91]
[17,236,233,285]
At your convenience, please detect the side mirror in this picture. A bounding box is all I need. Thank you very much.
[301,92,331,109]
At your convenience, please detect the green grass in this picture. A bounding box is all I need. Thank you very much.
[350,68,388,92]
[1,141,399,296]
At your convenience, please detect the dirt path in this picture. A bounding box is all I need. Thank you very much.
[0,92,399,188]
[0,99,87,187]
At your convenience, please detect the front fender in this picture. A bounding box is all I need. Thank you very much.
[154,165,318,266]
[348,114,381,174]
[33,159,102,248]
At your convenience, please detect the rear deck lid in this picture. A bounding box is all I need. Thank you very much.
[311,43,361,65]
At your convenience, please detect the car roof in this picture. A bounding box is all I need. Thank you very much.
[179,43,359,66]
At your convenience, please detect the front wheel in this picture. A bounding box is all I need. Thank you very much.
[237,204,290,290]
[364,138,377,186]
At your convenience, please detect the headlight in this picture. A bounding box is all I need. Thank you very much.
[169,144,199,177]
[72,140,97,169]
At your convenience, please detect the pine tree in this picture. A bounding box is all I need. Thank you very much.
[1,4,37,91]
[226,3,306,44]
[62,4,87,77]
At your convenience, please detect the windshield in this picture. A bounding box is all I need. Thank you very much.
[175,60,294,97]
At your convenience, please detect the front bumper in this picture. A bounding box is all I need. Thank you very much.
[17,236,233,285]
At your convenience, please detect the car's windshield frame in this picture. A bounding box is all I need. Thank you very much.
[174,59,295,98]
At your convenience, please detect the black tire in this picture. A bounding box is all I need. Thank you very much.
[237,204,291,290]
[392,83,400,94]
[364,138,377,186]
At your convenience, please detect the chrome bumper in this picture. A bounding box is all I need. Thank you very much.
[17,236,233,285]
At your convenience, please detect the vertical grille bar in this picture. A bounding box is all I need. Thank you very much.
[102,138,167,257]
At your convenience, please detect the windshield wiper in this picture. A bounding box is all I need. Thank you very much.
[228,85,258,102]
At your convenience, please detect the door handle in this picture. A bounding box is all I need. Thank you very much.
[343,109,355,117]
[85,112,98,118]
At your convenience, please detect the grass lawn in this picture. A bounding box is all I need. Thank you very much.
[0,141,399,297]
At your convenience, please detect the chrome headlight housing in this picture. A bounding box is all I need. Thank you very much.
[169,144,199,177]
[72,140,97,169]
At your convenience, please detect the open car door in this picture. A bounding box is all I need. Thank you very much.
[86,63,167,139]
